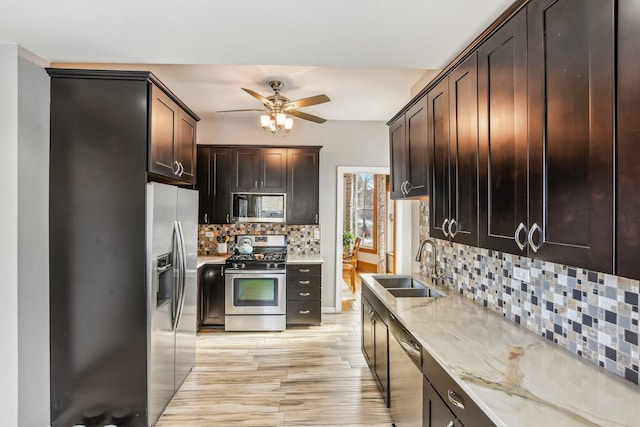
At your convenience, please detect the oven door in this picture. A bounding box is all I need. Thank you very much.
[225,271,286,315]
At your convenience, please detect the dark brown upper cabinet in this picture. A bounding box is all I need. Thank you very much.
[389,97,428,199]
[527,0,614,272]
[196,146,231,224]
[149,84,198,184]
[286,148,320,225]
[616,0,640,280]
[230,147,287,193]
[478,8,529,255]
[429,53,479,246]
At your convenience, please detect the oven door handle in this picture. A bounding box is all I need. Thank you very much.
[224,269,286,275]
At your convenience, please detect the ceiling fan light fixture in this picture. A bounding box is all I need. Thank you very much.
[275,112,287,127]
[260,114,271,130]
[284,117,294,132]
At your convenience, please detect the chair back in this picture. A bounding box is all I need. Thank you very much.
[345,237,362,262]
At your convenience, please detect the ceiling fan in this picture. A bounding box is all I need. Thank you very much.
[218,81,331,129]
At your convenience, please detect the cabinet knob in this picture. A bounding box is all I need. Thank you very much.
[448,219,457,237]
[315,214,318,224]
[226,213,230,223]
[528,223,542,253]
[442,219,450,238]
[204,213,208,224]
[514,222,528,250]
[255,180,258,188]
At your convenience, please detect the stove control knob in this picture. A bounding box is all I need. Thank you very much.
[232,263,238,269]
[241,263,246,269]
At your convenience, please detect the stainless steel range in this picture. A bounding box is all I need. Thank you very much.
[224,235,288,331]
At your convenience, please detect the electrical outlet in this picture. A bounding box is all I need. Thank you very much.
[313,229,320,240]
[513,266,530,282]
[205,231,214,238]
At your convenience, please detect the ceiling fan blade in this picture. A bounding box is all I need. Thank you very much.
[242,88,275,106]
[287,109,327,124]
[217,109,266,113]
[284,94,330,110]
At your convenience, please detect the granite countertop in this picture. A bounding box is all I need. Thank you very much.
[197,255,228,268]
[360,273,640,427]
[286,254,324,264]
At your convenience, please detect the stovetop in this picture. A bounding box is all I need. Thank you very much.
[225,234,288,271]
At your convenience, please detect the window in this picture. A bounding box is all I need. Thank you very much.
[354,173,376,250]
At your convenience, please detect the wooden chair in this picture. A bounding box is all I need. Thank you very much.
[342,237,362,293]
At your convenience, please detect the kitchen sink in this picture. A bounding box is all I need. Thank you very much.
[387,287,443,298]
[373,276,427,289]
[372,275,444,298]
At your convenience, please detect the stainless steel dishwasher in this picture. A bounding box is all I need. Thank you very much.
[389,312,423,427]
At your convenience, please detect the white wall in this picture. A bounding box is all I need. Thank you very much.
[198,116,389,310]
[0,42,20,427]
[17,52,50,427]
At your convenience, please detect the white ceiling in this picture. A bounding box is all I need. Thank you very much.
[1,0,515,121]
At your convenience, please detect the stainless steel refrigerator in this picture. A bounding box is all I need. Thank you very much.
[147,182,197,426]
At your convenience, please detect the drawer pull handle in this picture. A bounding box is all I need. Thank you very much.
[299,292,310,297]
[299,310,310,314]
[446,421,454,427]
[447,389,465,410]
[299,268,310,273]
[299,280,310,285]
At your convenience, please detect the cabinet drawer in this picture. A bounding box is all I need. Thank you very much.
[286,264,321,276]
[423,349,495,427]
[287,286,321,300]
[286,300,321,325]
[287,275,321,288]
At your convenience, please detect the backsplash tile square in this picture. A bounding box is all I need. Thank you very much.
[418,201,640,386]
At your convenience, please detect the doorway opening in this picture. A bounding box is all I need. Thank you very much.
[334,166,393,313]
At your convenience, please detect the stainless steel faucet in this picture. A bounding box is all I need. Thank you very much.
[416,239,438,279]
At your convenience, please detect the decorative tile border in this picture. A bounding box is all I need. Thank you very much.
[418,201,640,386]
[198,223,320,256]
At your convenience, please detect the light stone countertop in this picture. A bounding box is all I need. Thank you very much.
[286,254,324,264]
[197,255,228,269]
[360,273,640,427]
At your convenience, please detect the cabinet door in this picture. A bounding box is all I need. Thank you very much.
[287,148,319,225]
[149,84,179,179]
[362,299,374,369]
[373,313,389,406]
[196,146,211,224]
[176,109,197,184]
[260,148,287,192]
[202,265,224,326]
[478,9,528,254]
[528,0,614,272]
[428,78,451,240]
[389,117,407,199]
[230,147,260,192]
[211,147,232,224]
[617,0,640,279]
[449,53,479,246]
[405,98,429,197]
[423,379,462,427]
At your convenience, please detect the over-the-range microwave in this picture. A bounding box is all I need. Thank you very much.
[231,193,286,223]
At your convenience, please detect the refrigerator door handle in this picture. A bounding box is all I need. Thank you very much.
[171,220,182,330]
[175,220,188,327]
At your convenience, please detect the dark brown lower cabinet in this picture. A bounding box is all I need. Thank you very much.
[199,265,225,327]
[360,294,389,407]
[423,378,463,427]
[617,0,640,280]
[286,264,321,326]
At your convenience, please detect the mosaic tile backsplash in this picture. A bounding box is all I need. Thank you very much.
[198,223,320,256]
[418,201,640,386]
